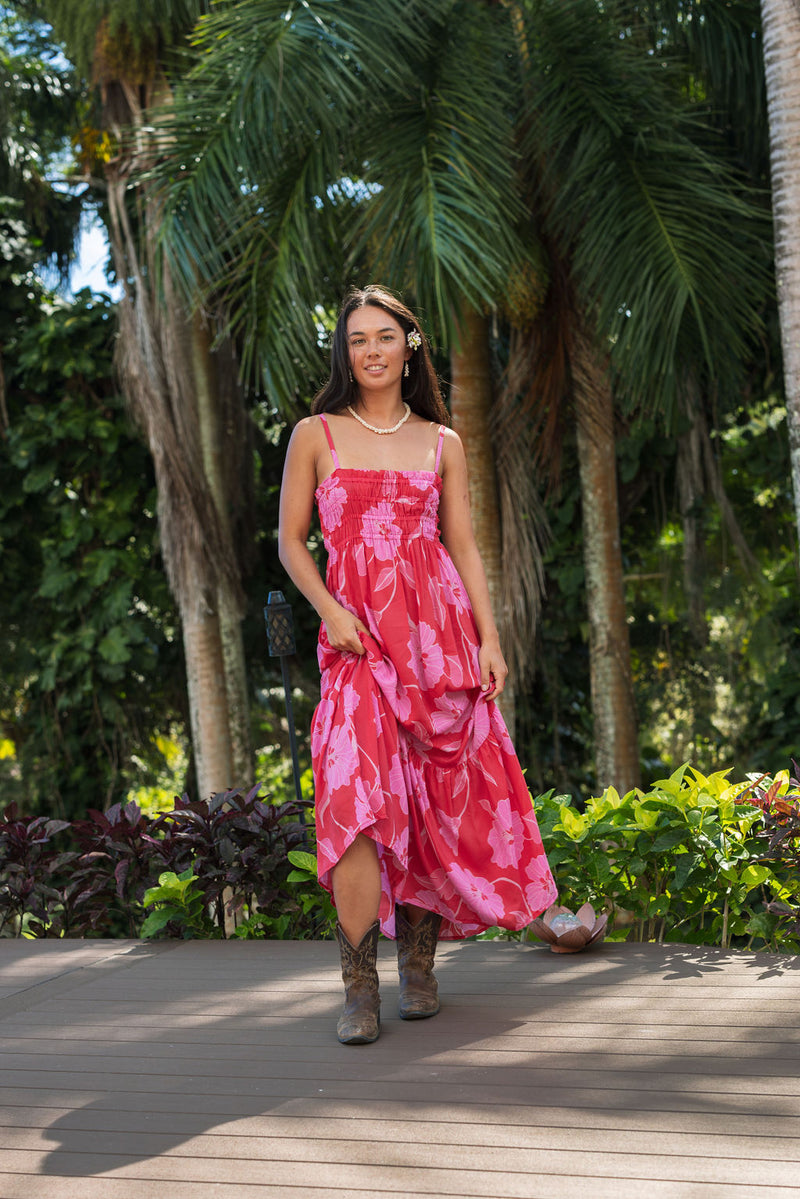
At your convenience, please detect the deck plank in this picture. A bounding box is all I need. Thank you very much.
[1,938,799,1198]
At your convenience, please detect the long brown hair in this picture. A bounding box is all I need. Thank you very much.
[311,286,449,424]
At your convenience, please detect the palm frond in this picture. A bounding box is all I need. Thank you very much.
[151,0,451,400]
[357,0,526,343]
[623,0,768,176]
[44,0,211,77]
[520,0,771,421]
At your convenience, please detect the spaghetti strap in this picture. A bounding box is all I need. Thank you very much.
[434,425,446,475]
[319,413,340,470]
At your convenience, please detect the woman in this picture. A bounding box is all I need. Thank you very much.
[279,286,556,1045]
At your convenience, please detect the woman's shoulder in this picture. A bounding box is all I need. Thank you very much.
[292,413,330,441]
[286,415,332,469]
[412,414,452,434]
[437,424,463,450]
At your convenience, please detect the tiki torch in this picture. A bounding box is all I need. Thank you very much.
[264,591,306,826]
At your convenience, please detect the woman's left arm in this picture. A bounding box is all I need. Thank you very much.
[438,429,508,700]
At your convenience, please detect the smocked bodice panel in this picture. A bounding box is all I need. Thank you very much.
[315,468,442,550]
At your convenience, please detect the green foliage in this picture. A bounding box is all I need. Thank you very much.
[43,0,210,80]
[621,400,799,777]
[521,0,771,418]
[231,849,335,940]
[0,787,315,938]
[285,848,336,937]
[357,0,525,340]
[637,0,769,178]
[516,376,796,799]
[0,279,186,817]
[534,764,800,952]
[153,0,527,393]
[141,867,217,939]
[0,6,81,273]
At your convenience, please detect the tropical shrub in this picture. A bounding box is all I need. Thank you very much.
[0,788,314,938]
[0,805,73,937]
[534,763,800,951]
[229,849,337,941]
[5,767,800,952]
[141,868,219,939]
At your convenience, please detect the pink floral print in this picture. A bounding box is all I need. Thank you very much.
[360,501,403,560]
[311,455,557,939]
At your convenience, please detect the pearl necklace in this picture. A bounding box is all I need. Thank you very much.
[346,401,411,435]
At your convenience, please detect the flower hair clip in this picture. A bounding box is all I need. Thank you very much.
[407,329,422,351]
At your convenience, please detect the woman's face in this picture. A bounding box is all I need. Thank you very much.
[345,305,411,394]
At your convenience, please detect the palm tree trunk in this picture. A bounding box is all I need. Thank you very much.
[761,0,800,551]
[676,387,708,647]
[101,71,254,801]
[449,305,515,734]
[182,604,235,790]
[190,318,253,788]
[572,328,640,794]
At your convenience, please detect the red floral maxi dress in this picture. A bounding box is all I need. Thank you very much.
[311,415,557,939]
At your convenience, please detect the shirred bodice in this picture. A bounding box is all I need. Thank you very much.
[315,468,442,550]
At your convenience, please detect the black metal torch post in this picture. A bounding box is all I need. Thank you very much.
[265,591,306,830]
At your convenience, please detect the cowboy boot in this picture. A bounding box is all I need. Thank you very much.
[396,906,442,1020]
[336,921,381,1044]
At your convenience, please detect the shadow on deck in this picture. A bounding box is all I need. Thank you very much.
[0,937,798,1198]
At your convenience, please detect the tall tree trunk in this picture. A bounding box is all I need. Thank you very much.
[493,325,549,684]
[449,305,515,735]
[676,388,708,648]
[761,0,800,552]
[100,68,253,801]
[572,328,640,794]
[190,318,253,788]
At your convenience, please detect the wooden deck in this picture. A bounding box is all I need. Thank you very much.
[0,937,798,1198]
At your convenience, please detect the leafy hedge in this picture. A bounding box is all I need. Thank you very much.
[0,788,331,940]
[532,764,800,952]
[3,767,799,952]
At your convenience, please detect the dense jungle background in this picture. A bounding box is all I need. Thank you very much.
[1,0,798,828]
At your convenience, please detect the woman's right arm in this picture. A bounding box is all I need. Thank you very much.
[278,418,367,655]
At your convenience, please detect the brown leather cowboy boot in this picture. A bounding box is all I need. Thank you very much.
[396,907,442,1020]
[336,921,381,1044]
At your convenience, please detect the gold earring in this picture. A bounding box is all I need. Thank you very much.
[403,362,410,378]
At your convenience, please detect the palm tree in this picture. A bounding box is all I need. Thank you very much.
[154,0,528,738]
[760,0,800,550]
[44,0,255,800]
[490,0,770,789]
[149,0,767,792]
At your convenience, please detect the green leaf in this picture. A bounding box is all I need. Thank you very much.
[140,908,176,937]
[746,912,778,941]
[556,805,590,841]
[672,852,701,891]
[652,827,689,854]
[739,864,773,892]
[98,626,132,666]
[287,850,318,874]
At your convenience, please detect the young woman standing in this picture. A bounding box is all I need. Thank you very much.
[279,286,556,1044]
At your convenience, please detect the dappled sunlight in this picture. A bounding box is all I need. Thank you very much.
[1,937,798,1194]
